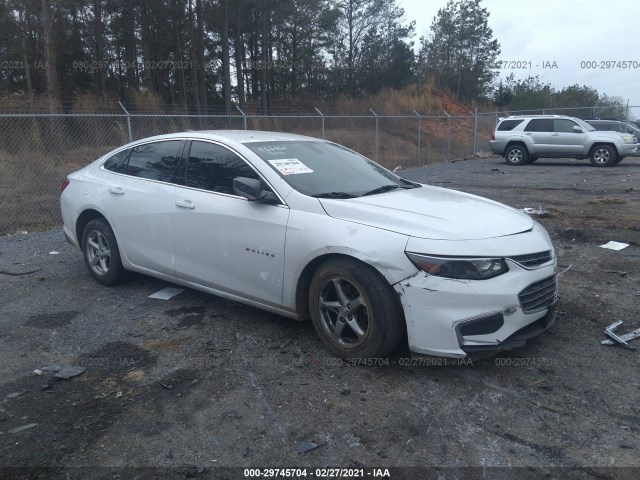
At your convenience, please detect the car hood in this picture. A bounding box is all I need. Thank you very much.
[318,185,534,240]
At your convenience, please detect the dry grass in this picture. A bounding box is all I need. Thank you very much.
[0,82,496,234]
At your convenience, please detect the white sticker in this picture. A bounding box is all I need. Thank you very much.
[269,158,313,175]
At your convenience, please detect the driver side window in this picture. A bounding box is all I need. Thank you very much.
[185,141,261,195]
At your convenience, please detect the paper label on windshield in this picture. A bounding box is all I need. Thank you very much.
[269,158,313,175]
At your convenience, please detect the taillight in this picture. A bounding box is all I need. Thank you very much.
[60,177,70,192]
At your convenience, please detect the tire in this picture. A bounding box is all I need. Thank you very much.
[589,144,618,167]
[308,259,404,359]
[614,156,624,165]
[504,144,529,166]
[82,218,127,285]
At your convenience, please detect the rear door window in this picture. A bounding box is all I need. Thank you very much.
[126,140,182,183]
[103,149,131,173]
[524,119,552,132]
[185,141,261,195]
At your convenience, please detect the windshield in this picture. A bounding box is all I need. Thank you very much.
[573,118,596,132]
[244,140,418,197]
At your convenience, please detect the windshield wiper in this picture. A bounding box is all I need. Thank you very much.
[361,184,405,196]
[312,191,356,199]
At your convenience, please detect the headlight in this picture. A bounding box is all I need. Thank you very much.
[406,253,508,280]
[621,134,635,143]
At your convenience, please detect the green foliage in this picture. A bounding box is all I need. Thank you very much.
[492,74,628,118]
[418,0,500,101]
[0,0,417,107]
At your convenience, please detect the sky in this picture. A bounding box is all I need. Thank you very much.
[399,0,640,104]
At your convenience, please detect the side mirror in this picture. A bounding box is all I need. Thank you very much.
[233,177,279,204]
[572,126,583,133]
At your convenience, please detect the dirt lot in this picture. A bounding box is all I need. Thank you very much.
[1,157,639,480]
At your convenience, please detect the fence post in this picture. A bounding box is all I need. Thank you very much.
[625,99,630,125]
[473,107,478,156]
[236,105,248,130]
[315,107,325,139]
[370,108,379,161]
[443,109,451,161]
[413,110,421,165]
[118,101,133,142]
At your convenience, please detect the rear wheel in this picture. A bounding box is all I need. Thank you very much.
[82,218,127,285]
[308,259,404,359]
[504,144,529,166]
[589,144,617,167]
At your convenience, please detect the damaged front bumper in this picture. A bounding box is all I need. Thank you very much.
[394,259,558,358]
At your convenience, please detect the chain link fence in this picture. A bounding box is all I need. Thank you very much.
[1,104,638,234]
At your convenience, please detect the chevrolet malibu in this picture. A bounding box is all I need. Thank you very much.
[60,131,558,359]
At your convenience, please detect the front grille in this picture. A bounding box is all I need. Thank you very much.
[518,276,557,314]
[509,251,552,268]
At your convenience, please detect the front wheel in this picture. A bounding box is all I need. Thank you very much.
[504,144,529,166]
[82,218,127,285]
[590,144,618,167]
[308,259,404,359]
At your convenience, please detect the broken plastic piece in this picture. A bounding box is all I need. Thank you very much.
[6,391,26,399]
[522,206,546,215]
[605,320,627,345]
[602,324,640,346]
[148,287,185,300]
[297,440,321,453]
[599,241,629,251]
[8,423,38,434]
[53,366,86,379]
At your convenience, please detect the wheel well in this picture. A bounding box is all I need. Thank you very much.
[589,143,618,156]
[505,141,528,153]
[75,209,107,249]
[294,253,403,324]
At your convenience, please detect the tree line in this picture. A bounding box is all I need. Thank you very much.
[0,0,627,115]
[0,0,418,112]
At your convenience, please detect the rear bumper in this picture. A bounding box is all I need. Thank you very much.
[489,140,504,154]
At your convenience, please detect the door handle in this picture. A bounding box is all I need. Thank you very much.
[175,200,195,209]
[551,133,560,136]
[109,187,124,195]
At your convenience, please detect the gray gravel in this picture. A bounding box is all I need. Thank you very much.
[1,157,639,479]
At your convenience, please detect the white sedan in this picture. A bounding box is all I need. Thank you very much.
[60,131,558,359]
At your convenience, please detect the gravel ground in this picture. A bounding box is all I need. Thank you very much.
[1,156,639,480]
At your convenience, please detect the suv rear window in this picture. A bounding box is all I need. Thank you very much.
[497,119,524,131]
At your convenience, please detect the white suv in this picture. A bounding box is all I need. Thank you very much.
[489,115,640,167]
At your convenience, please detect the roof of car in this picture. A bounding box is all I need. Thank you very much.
[501,115,580,120]
[181,130,319,143]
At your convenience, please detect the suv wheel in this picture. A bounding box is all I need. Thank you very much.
[590,144,617,167]
[504,144,529,166]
